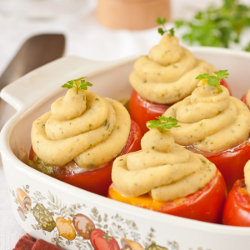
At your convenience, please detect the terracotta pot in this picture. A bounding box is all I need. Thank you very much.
[96,0,171,30]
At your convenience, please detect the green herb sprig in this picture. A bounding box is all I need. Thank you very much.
[147,116,180,133]
[174,0,250,51]
[156,17,175,36]
[61,77,93,94]
[28,156,52,176]
[195,70,229,92]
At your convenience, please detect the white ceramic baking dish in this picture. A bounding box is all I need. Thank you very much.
[1,48,250,250]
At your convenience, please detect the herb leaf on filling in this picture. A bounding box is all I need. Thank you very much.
[61,77,93,94]
[147,116,180,132]
[156,17,175,36]
[195,70,229,92]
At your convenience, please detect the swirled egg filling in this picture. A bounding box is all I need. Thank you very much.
[244,160,250,193]
[246,89,250,108]
[31,88,131,170]
[164,85,250,152]
[129,34,216,104]
[112,128,216,201]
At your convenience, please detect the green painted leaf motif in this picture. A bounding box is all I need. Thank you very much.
[146,241,169,250]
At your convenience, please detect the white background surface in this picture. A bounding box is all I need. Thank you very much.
[0,0,249,249]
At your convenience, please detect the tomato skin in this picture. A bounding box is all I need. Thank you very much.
[220,78,232,95]
[90,229,120,250]
[29,147,36,161]
[52,162,114,197]
[119,119,143,156]
[222,179,250,227]
[241,93,249,109]
[202,141,250,192]
[108,170,227,224]
[31,120,142,197]
[160,170,227,223]
[130,79,231,135]
[52,120,142,197]
[129,90,170,135]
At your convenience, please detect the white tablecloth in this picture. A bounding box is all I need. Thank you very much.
[0,0,246,249]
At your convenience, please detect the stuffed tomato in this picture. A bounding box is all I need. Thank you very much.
[129,31,232,135]
[241,89,250,109]
[28,78,142,196]
[222,160,250,226]
[130,79,231,135]
[164,72,250,191]
[108,118,227,223]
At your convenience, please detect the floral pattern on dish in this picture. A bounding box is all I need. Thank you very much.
[9,186,211,250]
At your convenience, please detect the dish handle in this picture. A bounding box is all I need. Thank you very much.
[0,56,128,111]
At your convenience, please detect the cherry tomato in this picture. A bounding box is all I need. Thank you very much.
[130,79,232,135]
[194,141,250,192]
[108,170,227,224]
[30,120,142,197]
[222,179,250,226]
[90,229,120,250]
[241,93,249,109]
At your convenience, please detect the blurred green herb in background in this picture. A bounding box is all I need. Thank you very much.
[174,0,250,52]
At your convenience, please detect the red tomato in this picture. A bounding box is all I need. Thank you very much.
[30,120,142,197]
[129,90,171,135]
[130,79,231,135]
[195,141,250,192]
[241,93,249,109]
[90,229,120,250]
[29,147,36,161]
[220,78,232,95]
[222,179,250,226]
[108,170,227,224]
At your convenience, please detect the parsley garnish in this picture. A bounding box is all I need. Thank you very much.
[61,77,93,94]
[147,116,180,133]
[174,0,250,51]
[156,17,175,36]
[195,70,229,92]
[28,156,52,176]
